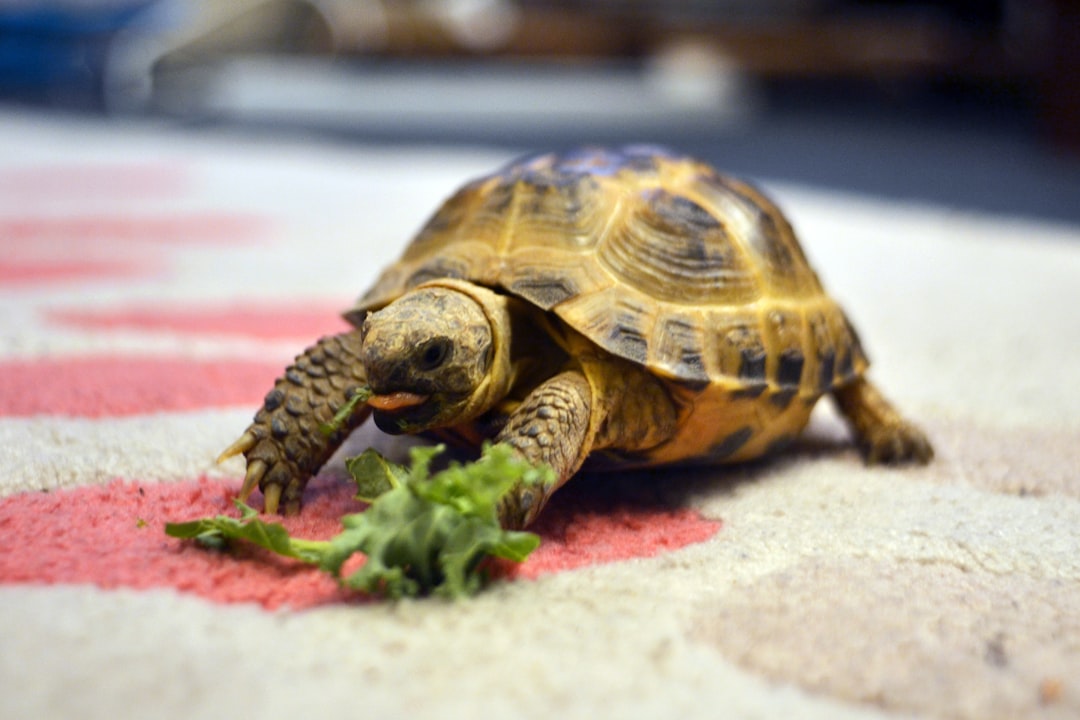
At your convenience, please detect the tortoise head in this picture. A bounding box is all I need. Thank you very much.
[359,280,513,435]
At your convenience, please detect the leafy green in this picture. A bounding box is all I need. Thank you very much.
[344,448,409,502]
[318,386,373,436]
[325,443,549,598]
[165,443,552,599]
[165,501,327,562]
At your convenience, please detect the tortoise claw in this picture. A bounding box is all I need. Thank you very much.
[865,421,934,465]
[238,459,268,503]
[263,483,283,514]
[217,431,257,464]
[263,479,302,515]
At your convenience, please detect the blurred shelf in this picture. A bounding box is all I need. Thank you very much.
[150,56,756,135]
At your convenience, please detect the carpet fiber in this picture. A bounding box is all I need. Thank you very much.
[1,111,1078,720]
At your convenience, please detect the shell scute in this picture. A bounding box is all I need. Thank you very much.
[764,308,807,389]
[777,348,806,388]
[690,171,819,298]
[556,286,655,366]
[504,243,614,310]
[710,316,768,388]
[649,311,710,387]
[597,188,758,306]
[604,301,652,366]
[507,271,581,309]
[508,171,610,254]
[405,255,470,289]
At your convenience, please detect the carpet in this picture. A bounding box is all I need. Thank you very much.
[1,111,1078,720]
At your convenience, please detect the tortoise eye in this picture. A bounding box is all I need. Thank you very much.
[418,338,452,371]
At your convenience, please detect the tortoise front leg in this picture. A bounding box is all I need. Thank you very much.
[495,371,594,529]
[218,330,371,514]
[832,377,933,465]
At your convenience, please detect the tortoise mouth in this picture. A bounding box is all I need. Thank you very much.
[368,392,432,435]
[368,388,466,435]
[367,391,429,411]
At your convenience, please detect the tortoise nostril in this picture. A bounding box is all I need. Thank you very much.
[368,361,409,392]
[389,362,409,387]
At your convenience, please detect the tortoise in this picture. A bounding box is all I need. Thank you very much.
[219,146,932,528]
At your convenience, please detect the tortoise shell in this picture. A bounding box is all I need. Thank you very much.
[348,146,868,463]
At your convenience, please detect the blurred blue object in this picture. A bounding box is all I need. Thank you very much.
[0,1,154,105]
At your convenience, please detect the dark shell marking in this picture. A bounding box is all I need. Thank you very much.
[707,426,755,460]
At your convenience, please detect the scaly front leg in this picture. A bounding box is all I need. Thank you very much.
[218,330,371,514]
[495,371,595,529]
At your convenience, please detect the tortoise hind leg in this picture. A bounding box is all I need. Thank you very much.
[832,377,933,464]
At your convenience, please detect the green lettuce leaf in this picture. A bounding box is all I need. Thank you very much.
[165,443,551,599]
[165,501,327,562]
[327,443,549,599]
[344,447,409,502]
[318,386,373,436]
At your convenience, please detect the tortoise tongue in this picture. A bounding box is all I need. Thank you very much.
[367,391,429,411]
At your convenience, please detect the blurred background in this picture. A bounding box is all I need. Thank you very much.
[1,0,1077,222]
